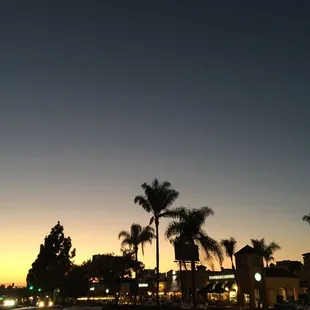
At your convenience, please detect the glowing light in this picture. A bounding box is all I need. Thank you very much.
[229,291,236,297]
[138,283,148,287]
[90,287,95,291]
[4,300,16,306]
[38,301,45,307]
[48,301,53,307]
[106,289,109,293]
[254,272,262,282]
[225,287,229,291]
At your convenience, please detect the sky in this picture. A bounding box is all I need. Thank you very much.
[0,1,309,285]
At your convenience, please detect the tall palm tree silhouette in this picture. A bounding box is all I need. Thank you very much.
[134,178,179,305]
[221,237,240,308]
[221,237,237,270]
[118,223,154,305]
[251,238,281,267]
[165,206,222,308]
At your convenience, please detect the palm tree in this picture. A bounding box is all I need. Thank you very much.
[220,238,242,308]
[165,206,222,308]
[302,214,310,225]
[221,237,237,270]
[134,178,179,305]
[118,223,155,305]
[250,238,281,267]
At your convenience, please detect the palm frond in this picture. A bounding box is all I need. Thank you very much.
[221,237,237,258]
[140,226,155,255]
[302,214,310,225]
[118,230,131,240]
[159,180,171,189]
[165,221,183,240]
[162,189,180,211]
[251,238,266,255]
[134,195,151,212]
[119,223,154,257]
[251,238,280,267]
[160,207,187,219]
[198,231,223,264]
[137,179,179,217]
[196,206,214,218]
[131,223,142,240]
[268,241,281,252]
[120,239,133,250]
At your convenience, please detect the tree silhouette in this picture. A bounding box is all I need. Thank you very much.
[118,224,154,305]
[221,237,237,270]
[165,206,222,308]
[134,178,179,305]
[302,214,310,225]
[26,221,75,293]
[251,238,281,267]
[90,253,144,285]
[60,263,89,298]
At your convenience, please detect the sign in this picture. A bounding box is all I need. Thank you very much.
[174,241,199,262]
[209,274,235,280]
[138,283,148,288]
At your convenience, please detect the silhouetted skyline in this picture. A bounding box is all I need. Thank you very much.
[0,1,309,284]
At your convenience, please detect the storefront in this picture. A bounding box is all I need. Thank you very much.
[198,271,238,305]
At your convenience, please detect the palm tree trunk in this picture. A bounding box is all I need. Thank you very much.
[134,248,138,306]
[230,256,235,270]
[155,218,160,306]
[191,258,196,308]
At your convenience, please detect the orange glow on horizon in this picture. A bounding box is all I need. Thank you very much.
[1,205,309,285]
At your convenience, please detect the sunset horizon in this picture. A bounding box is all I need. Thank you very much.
[0,1,309,296]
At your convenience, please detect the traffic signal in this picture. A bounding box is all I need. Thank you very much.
[38,288,42,292]
[29,285,34,291]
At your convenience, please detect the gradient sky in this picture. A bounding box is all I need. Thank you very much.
[0,1,310,285]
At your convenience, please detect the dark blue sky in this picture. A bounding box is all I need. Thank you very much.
[0,1,309,283]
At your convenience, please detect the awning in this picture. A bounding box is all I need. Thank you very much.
[198,283,215,294]
[213,282,225,294]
